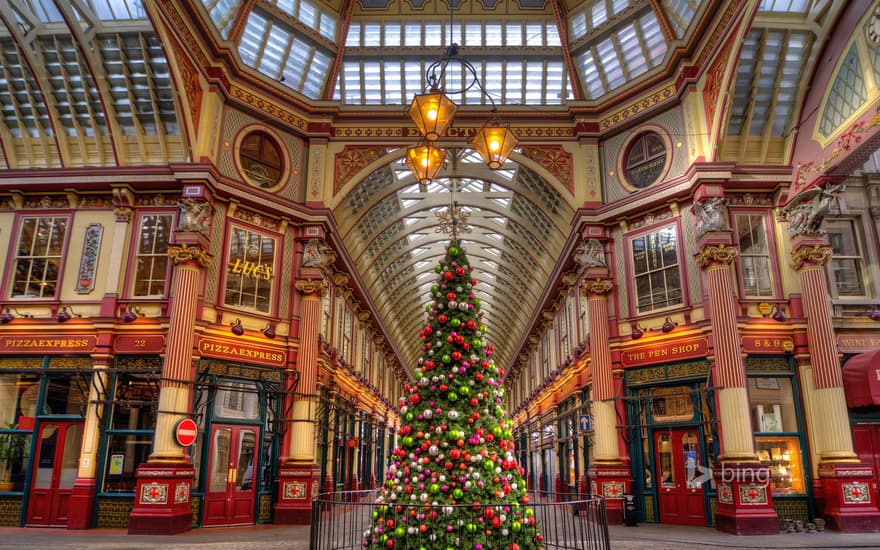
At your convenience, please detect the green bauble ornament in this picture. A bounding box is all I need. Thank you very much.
[430,483,440,494]
[431,284,439,293]
[448,391,458,402]
[480,325,487,334]
[459,386,470,396]
[448,245,459,256]
[395,526,405,538]
[472,338,482,347]
[451,318,461,327]
[453,487,464,499]
[406,412,414,422]
[403,436,415,448]
[442,354,451,363]
[435,265,442,273]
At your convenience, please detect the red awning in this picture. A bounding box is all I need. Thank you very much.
[843,349,880,408]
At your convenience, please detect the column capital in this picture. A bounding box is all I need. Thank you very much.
[792,243,833,270]
[295,278,328,297]
[167,243,212,268]
[695,243,737,269]
[581,278,613,296]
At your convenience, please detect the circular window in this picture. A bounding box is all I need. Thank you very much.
[624,131,667,189]
[239,131,284,188]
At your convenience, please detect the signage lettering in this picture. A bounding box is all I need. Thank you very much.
[837,334,880,353]
[622,337,707,367]
[741,336,793,354]
[198,337,285,367]
[228,258,273,280]
[0,335,97,352]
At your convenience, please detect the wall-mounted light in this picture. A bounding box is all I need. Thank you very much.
[759,302,788,322]
[0,309,13,324]
[661,317,677,333]
[121,306,141,323]
[631,324,646,340]
[230,318,244,336]
[262,323,276,339]
[56,306,80,323]
[867,306,880,322]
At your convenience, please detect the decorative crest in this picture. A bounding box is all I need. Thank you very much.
[434,201,471,238]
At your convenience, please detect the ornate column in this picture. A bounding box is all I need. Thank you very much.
[792,240,880,530]
[578,236,630,523]
[275,271,327,522]
[68,355,110,529]
[783,181,880,531]
[129,195,213,535]
[696,238,777,534]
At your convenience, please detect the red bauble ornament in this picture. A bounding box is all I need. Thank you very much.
[443,271,454,280]
[451,351,462,361]
[446,292,456,301]
[438,315,448,324]
[456,267,465,276]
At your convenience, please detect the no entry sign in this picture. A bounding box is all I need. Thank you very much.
[175,418,198,447]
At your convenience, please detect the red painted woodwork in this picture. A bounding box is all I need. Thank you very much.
[203,424,259,526]
[655,429,705,526]
[26,422,83,527]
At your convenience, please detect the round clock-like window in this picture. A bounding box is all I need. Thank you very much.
[624,131,667,189]
[239,130,284,188]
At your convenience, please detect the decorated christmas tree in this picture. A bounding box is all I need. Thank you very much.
[365,239,542,549]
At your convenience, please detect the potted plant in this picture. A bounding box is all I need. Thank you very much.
[0,423,26,491]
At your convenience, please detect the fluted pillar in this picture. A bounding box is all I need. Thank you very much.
[275,277,326,523]
[128,243,211,535]
[696,239,777,534]
[792,237,880,531]
[583,274,630,524]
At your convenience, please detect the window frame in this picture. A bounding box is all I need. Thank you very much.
[620,130,671,190]
[825,217,868,300]
[732,210,777,299]
[8,213,72,300]
[128,210,175,299]
[627,222,686,315]
[221,223,279,315]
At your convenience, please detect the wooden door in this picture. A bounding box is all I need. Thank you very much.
[203,424,258,526]
[853,424,880,504]
[655,429,706,526]
[26,422,83,526]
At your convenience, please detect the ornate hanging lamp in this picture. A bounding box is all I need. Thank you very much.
[405,141,448,184]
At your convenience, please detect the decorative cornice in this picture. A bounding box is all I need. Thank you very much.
[168,243,212,268]
[295,278,328,297]
[791,244,833,270]
[695,244,737,268]
[581,278,613,296]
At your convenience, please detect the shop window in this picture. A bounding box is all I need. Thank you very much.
[11,216,68,298]
[755,436,805,494]
[101,370,158,494]
[0,373,41,426]
[239,130,284,188]
[132,213,172,297]
[735,214,773,297]
[43,373,88,415]
[214,381,259,420]
[624,131,667,188]
[224,227,276,313]
[650,386,694,422]
[631,225,683,313]
[749,376,805,494]
[826,219,866,298]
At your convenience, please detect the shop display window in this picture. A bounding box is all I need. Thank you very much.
[755,435,805,494]
[101,433,152,493]
[748,377,797,433]
[650,386,694,422]
[0,374,40,426]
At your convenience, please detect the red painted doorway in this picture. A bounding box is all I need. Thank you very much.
[203,424,258,526]
[655,428,706,526]
[26,422,83,526]
[853,423,880,505]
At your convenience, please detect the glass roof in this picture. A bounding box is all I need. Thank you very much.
[198,0,712,105]
[336,148,575,370]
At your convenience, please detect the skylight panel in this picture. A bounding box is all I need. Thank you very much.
[487,24,502,45]
[525,23,544,46]
[400,198,419,208]
[759,0,808,12]
[319,13,336,40]
[570,10,588,41]
[425,23,443,47]
[545,23,561,47]
[506,23,523,46]
[385,23,401,47]
[640,13,668,66]
[619,23,648,78]
[364,23,381,47]
[384,62,403,103]
[465,23,482,46]
[30,0,63,22]
[592,2,608,27]
[491,197,512,208]
[662,0,699,38]
[346,22,361,47]
[93,0,147,20]
[404,23,421,47]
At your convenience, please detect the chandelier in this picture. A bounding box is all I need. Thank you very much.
[406,42,518,184]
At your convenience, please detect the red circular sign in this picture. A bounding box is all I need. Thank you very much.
[175,418,198,447]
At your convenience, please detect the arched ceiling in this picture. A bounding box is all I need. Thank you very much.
[335,149,575,370]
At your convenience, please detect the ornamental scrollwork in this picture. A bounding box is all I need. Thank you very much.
[573,238,606,270]
[581,278,613,296]
[168,243,212,268]
[692,197,729,239]
[780,183,843,237]
[791,244,833,269]
[295,278,328,297]
[695,244,737,268]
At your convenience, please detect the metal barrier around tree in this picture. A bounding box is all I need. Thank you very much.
[310,490,610,550]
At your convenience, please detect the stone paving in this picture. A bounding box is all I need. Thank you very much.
[0,523,879,550]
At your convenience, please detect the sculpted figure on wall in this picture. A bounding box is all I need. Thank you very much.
[693,197,729,238]
[783,183,844,237]
[178,198,212,235]
[302,238,336,269]
[574,238,606,270]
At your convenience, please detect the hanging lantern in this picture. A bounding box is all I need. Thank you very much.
[405,141,447,184]
[408,90,458,141]
[471,117,518,170]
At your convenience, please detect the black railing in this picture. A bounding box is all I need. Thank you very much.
[310,490,610,550]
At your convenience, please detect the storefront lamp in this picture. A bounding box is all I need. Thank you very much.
[405,141,447,185]
[471,114,518,170]
[408,91,458,142]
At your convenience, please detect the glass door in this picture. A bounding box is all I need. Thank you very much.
[203,424,258,526]
[26,422,83,526]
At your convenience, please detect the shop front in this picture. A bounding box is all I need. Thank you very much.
[841,340,880,508]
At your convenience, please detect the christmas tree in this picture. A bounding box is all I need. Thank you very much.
[365,239,543,549]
